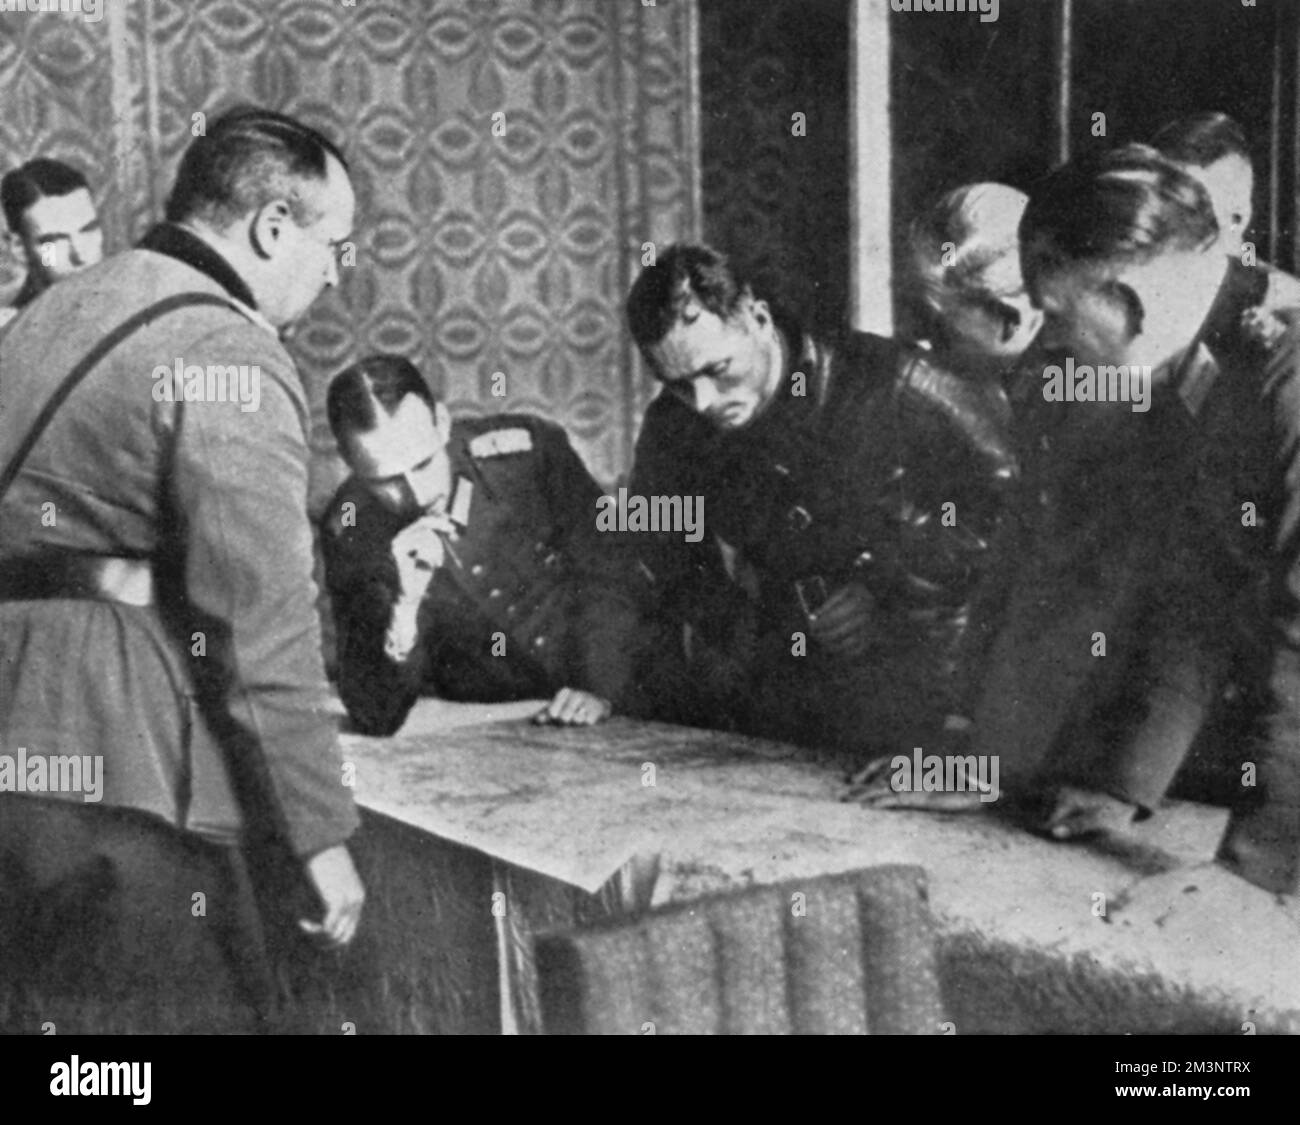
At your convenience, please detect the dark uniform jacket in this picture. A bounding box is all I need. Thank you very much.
[0,224,359,859]
[629,310,1019,756]
[321,414,646,736]
[985,258,1300,893]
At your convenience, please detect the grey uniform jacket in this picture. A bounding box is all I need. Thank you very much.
[0,225,358,858]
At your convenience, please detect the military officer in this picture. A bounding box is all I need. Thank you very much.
[0,108,363,1033]
[625,243,1019,764]
[996,143,1300,898]
[321,355,648,736]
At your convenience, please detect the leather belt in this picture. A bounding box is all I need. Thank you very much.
[0,555,155,607]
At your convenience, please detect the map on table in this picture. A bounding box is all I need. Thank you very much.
[341,700,837,892]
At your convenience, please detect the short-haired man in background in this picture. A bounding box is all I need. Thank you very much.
[321,355,649,735]
[1152,111,1254,260]
[1153,111,1300,347]
[0,107,363,1032]
[0,157,104,330]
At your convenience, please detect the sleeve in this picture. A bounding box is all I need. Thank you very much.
[538,421,646,708]
[168,326,358,857]
[889,381,1020,599]
[320,501,432,737]
[1218,331,1300,893]
[627,395,742,640]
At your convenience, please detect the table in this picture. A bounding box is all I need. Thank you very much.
[337,700,1300,1034]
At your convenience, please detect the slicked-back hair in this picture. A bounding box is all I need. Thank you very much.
[908,182,1030,329]
[626,243,752,358]
[327,354,438,448]
[1152,112,1250,170]
[1019,144,1218,293]
[165,106,348,230]
[1,158,91,234]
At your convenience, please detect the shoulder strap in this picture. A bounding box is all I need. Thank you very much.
[0,291,236,504]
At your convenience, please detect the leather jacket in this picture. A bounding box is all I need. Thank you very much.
[630,312,1019,747]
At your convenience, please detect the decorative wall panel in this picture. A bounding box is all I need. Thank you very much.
[0,0,702,496]
[698,0,849,337]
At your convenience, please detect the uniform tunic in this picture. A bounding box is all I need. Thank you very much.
[320,414,647,736]
[0,223,358,1029]
[989,258,1300,893]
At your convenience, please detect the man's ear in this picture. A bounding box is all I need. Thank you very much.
[7,231,27,266]
[996,301,1022,343]
[748,295,773,332]
[434,401,453,444]
[249,199,292,260]
[1102,279,1146,340]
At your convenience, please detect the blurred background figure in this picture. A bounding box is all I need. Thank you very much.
[0,157,103,331]
[1152,111,1254,261]
[845,183,1036,806]
[1153,111,1300,355]
[905,182,1043,383]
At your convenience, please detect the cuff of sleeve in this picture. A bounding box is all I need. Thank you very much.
[1218,800,1300,894]
[288,802,361,860]
[384,597,424,663]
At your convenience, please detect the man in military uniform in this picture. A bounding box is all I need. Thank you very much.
[988,144,1300,898]
[625,243,1018,764]
[0,108,363,1033]
[321,355,648,736]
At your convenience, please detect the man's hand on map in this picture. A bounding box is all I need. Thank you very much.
[532,688,613,726]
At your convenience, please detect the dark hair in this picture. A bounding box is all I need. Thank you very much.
[327,354,438,446]
[1019,143,1218,292]
[625,243,752,356]
[1,158,91,234]
[1152,112,1250,169]
[165,106,348,229]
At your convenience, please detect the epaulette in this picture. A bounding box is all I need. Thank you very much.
[468,426,533,458]
[1241,267,1300,349]
[1240,303,1296,350]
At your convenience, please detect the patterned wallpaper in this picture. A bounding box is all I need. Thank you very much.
[0,0,702,496]
[698,0,849,338]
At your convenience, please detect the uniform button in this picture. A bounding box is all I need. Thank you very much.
[533,635,546,648]
[787,505,812,532]
[489,588,502,599]
[471,563,485,577]
[507,604,517,617]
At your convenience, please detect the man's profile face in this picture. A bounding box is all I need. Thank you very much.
[940,290,1042,371]
[345,394,453,521]
[1034,241,1224,376]
[1033,269,1138,370]
[262,153,355,327]
[18,187,103,284]
[648,293,782,431]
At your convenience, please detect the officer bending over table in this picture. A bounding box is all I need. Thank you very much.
[320,355,648,736]
[625,243,1019,765]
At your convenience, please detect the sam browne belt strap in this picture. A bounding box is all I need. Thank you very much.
[0,291,236,607]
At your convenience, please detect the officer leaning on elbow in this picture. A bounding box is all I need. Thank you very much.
[320,354,650,736]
